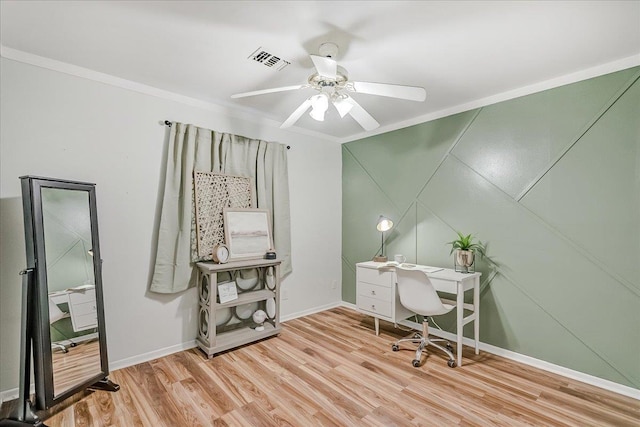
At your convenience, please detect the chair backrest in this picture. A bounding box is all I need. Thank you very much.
[48,296,67,324]
[395,266,453,316]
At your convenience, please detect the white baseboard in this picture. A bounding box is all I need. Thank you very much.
[340,301,357,311]
[107,301,343,375]
[108,340,197,372]
[0,303,340,402]
[0,384,35,405]
[336,303,639,400]
[4,303,636,404]
[0,341,198,403]
[281,301,343,323]
[478,339,640,400]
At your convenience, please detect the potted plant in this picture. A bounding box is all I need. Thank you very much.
[447,231,487,273]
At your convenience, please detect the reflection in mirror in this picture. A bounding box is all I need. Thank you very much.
[41,188,102,397]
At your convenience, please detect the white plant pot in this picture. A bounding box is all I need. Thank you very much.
[456,250,475,267]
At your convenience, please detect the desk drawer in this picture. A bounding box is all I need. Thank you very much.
[358,282,392,301]
[71,301,96,316]
[357,267,393,287]
[73,313,98,331]
[68,289,96,304]
[357,295,392,318]
[430,277,457,295]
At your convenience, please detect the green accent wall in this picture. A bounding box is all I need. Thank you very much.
[342,67,640,389]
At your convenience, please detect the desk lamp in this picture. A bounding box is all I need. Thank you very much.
[373,215,393,262]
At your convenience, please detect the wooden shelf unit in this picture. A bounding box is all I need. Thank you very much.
[195,259,282,358]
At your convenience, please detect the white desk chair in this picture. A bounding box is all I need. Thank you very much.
[392,266,457,368]
[48,296,71,353]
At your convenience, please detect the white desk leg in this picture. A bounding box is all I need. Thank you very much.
[474,276,480,355]
[375,317,380,336]
[456,283,464,367]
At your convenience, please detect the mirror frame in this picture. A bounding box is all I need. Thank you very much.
[20,175,110,409]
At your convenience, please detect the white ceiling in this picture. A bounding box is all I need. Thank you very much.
[1,1,639,142]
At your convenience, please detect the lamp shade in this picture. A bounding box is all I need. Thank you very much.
[376,215,393,232]
[309,93,329,121]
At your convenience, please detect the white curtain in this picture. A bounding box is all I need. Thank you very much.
[150,123,291,294]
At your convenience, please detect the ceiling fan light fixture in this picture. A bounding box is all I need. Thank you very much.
[309,93,329,121]
[233,41,426,132]
[333,95,353,118]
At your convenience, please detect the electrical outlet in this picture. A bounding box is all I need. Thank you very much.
[281,289,289,300]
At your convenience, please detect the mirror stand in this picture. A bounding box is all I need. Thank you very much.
[1,270,47,427]
[88,379,120,393]
[2,176,120,426]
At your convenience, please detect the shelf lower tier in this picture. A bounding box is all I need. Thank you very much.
[216,289,275,308]
[196,322,281,358]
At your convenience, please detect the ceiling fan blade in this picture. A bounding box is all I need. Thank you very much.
[310,55,337,79]
[333,96,353,118]
[344,97,379,131]
[231,85,304,99]
[350,81,426,102]
[280,99,313,128]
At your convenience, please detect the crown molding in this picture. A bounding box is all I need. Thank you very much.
[0,45,339,143]
[3,46,637,145]
[338,53,640,144]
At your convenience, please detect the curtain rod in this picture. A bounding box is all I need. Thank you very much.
[164,120,290,149]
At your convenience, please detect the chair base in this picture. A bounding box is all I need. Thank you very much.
[392,318,456,368]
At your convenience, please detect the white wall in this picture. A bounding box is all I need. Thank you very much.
[0,57,342,395]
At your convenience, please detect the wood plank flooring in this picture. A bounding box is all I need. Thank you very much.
[5,307,639,426]
[52,339,102,396]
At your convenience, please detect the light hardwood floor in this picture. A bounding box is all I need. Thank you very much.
[9,307,640,426]
[52,339,102,396]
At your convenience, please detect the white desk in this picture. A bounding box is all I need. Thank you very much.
[356,261,481,367]
[49,285,98,333]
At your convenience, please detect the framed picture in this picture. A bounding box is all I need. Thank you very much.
[223,208,273,261]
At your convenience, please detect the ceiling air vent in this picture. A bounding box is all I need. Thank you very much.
[248,47,290,71]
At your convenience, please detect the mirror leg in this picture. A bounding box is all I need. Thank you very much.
[0,270,48,426]
[0,414,47,427]
[87,378,120,392]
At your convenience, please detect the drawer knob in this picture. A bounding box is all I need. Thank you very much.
[371,304,376,310]
[371,290,376,295]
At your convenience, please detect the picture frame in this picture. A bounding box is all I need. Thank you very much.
[223,208,273,261]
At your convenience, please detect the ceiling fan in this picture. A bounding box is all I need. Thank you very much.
[231,43,427,131]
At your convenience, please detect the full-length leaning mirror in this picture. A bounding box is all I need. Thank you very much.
[19,176,118,412]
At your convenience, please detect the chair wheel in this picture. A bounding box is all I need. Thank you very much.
[447,360,456,368]
[70,343,77,347]
[391,344,399,351]
[446,343,453,350]
[413,333,421,339]
[412,359,420,367]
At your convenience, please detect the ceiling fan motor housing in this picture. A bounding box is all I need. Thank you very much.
[318,42,339,59]
[232,40,424,132]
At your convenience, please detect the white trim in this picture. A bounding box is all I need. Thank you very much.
[281,301,343,323]
[108,340,197,372]
[108,301,345,373]
[3,303,637,402]
[476,340,640,401]
[2,46,637,146]
[0,46,337,143]
[0,341,199,403]
[339,303,640,400]
[0,303,340,401]
[340,301,357,311]
[0,384,35,405]
[338,54,640,143]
